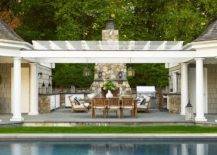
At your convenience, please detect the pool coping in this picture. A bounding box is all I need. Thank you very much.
[1,133,217,141]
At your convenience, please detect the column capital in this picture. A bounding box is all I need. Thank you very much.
[195,57,205,61]
[13,57,21,60]
[30,62,38,65]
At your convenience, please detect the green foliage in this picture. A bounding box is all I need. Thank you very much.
[53,0,135,40]
[127,64,168,88]
[102,80,117,91]
[53,64,94,88]
[13,0,57,42]
[6,0,217,88]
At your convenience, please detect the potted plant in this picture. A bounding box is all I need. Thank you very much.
[102,80,118,98]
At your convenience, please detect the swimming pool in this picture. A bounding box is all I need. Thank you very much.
[0,140,217,155]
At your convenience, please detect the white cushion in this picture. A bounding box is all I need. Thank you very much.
[87,93,96,99]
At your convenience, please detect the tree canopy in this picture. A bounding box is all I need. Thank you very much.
[1,0,217,88]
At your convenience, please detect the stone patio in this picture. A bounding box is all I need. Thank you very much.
[0,108,217,125]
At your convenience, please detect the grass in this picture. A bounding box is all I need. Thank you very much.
[0,125,217,133]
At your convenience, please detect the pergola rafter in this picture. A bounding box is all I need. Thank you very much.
[32,41,184,51]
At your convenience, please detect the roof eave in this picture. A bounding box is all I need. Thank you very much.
[183,40,217,50]
[0,39,33,50]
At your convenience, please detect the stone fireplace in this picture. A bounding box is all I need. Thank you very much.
[90,20,131,95]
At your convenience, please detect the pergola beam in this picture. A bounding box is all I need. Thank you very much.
[34,57,189,64]
[21,50,195,58]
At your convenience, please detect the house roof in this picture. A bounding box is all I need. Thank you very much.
[0,20,23,42]
[195,20,217,42]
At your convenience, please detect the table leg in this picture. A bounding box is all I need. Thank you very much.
[92,108,95,118]
[120,108,123,118]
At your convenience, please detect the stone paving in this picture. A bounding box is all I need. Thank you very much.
[0,108,217,124]
[23,108,186,123]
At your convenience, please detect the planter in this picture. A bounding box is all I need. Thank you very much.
[101,88,120,97]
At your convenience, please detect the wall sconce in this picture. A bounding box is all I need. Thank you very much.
[49,75,53,79]
[127,67,135,77]
[118,71,123,80]
[83,67,90,77]
[38,72,42,78]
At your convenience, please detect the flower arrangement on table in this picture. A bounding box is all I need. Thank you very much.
[101,80,119,97]
[102,80,116,91]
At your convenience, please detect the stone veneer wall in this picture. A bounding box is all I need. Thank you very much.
[207,64,217,113]
[38,65,52,94]
[90,26,131,94]
[39,95,50,113]
[91,64,131,93]
[0,64,12,113]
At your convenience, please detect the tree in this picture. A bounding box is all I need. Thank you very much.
[4,0,217,89]
[12,0,57,42]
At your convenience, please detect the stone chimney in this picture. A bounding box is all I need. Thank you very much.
[90,20,131,95]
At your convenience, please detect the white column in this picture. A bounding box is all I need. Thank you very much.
[29,63,39,115]
[10,57,23,122]
[195,58,207,122]
[181,63,188,115]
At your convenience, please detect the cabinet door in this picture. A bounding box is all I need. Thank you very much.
[50,96,55,110]
[55,95,60,108]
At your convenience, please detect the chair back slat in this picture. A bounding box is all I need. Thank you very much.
[122,97,134,107]
[108,98,119,107]
[93,98,106,107]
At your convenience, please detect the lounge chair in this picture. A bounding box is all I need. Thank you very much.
[92,98,107,118]
[121,97,136,117]
[107,97,120,117]
[68,96,89,112]
[137,96,151,112]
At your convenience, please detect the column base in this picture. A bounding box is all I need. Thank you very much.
[28,112,39,115]
[10,116,24,122]
[195,116,207,122]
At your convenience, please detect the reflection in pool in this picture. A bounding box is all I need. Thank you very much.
[0,140,217,155]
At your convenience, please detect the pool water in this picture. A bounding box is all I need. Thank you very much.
[0,140,217,155]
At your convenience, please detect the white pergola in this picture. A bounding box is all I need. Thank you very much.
[1,40,217,122]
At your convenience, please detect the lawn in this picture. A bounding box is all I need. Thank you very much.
[0,125,217,133]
